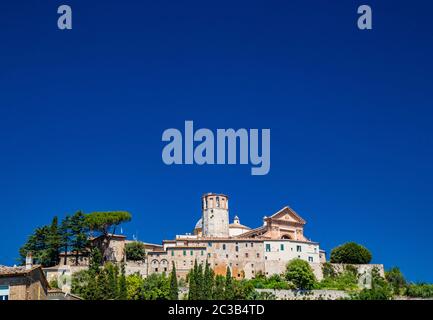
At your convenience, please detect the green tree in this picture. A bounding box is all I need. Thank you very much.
[118,263,127,300]
[19,217,62,267]
[213,275,225,299]
[60,215,72,265]
[203,261,214,300]
[126,273,144,300]
[85,211,132,261]
[69,211,88,265]
[188,260,198,300]
[330,242,372,264]
[285,258,316,290]
[125,241,146,261]
[142,273,170,300]
[224,266,235,299]
[169,261,179,300]
[385,267,406,295]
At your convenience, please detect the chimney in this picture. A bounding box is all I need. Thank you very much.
[25,252,33,270]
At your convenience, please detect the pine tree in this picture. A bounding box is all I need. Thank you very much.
[60,215,72,265]
[169,261,179,300]
[225,266,234,300]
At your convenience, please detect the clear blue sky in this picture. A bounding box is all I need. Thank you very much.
[0,1,432,282]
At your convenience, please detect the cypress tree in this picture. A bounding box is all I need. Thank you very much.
[213,275,225,300]
[203,260,214,300]
[169,261,179,300]
[196,263,204,299]
[188,260,198,300]
[225,266,234,300]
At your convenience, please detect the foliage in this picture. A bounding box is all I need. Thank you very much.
[351,267,392,300]
[142,273,170,300]
[125,273,144,300]
[404,283,433,298]
[317,267,359,291]
[125,241,146,261]
[169,261,179,300]
[85,211,131,262]
[19,217,62,267]
[385,267,406,295]
[322,262,337,278]
[330,242,372,264]
[224,266,235,299]
[85,211,131,236]
[248,273,295,290]
[285,259,317,290]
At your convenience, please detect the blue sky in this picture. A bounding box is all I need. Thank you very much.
[0,1,432,282]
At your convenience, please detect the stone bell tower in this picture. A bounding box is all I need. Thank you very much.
[202,193,229,237]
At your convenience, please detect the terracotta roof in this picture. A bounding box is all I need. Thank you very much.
[0,265,30,276]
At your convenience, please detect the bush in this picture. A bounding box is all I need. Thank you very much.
[125,241,146,261]
[405,283,433,298]
[385,267,406,295]
[317,268,359,291]
[285,259,316,290]
[330,242,372,264]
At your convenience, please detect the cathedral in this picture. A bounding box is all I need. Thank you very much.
[146,193,326,279]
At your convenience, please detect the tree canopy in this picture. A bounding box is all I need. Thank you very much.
[330,242,372,264]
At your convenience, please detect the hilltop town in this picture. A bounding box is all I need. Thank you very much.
[1,193,429,300]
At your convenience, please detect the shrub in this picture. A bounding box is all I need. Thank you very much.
[125,241,146,261]
[351,267,392,300]
[285,259,317,290]
[405,283,433,298]
[385,267,406,295]
[330,242,372,264]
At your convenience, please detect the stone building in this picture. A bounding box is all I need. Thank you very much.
[0,255,49,300]
[145,193,326,280]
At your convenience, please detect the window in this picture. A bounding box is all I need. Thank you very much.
[280,244,284,251]
[183,250,186,256]
[208,242,212,247]
[216,196,220,207]
[308,256,313,262]
[223,244,226,250]
[201,250,204,256]
[266,244,271,252]
[257,253,260,258]
[245,243,248,247]
[296,245,302,252]
[155,268,158,272]
[164,268,167,272]
[245,253,249,258]
[0,285,9,301]
[171,250,174,256]
[251,243,254,247]
[235,246,239,252]
[190,250,193,256]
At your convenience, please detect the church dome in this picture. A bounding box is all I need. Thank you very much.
[194,218,202,230]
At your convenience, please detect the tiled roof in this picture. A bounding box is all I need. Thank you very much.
[0,265,34,276]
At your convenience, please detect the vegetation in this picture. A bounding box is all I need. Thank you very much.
[248,272,295,290]
[405,283,433,298]
[330,242,372,264]
[351,267,392,300]
[285,259,317,290]
[85,211,131,260]
[169,262,178,300]
[125,241,146,261]
[385,267,406,295]
[19,210,129,267]
[317,265,358,291]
